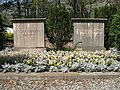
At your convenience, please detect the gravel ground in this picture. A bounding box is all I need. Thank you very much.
[0,77,120,90]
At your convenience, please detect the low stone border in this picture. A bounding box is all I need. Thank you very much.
[0,72,120,90]
[0,72,120,80]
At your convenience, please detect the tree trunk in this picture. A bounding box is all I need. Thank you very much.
[17,0,21,18]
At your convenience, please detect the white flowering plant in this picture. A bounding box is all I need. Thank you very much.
[0,50,120,73]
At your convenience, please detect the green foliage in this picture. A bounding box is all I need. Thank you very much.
[31,0,48,18]
[109,13,120,50]
[94,5,118,49]
[65,0,95,18]
[0,13,8,50]
[115,33,120,51]
[46,3,73,50]
[5,33,13,47]
[94,5,117,18]
[5,33,13,41]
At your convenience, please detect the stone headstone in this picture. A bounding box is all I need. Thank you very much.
[72,18,107,51]
[12,18,46,51]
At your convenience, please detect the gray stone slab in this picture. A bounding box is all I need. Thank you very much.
[0,72,120,80]
[72,18,107,51]
[11,18,46,51]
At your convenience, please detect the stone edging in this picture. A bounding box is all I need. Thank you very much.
[0,72,120,80]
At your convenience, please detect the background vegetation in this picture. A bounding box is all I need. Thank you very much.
[46,3,73,50]
[0,0,120,50]
[0,13,10,50]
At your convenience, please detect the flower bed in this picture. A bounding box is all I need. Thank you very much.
[0,50,120,73]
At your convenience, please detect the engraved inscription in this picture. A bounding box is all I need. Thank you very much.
[17,30,40,36]
[13,21,45,48]
[73,21,105,50]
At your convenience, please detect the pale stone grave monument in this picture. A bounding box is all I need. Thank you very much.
[72,18,107,51]
[12,18,46,51]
